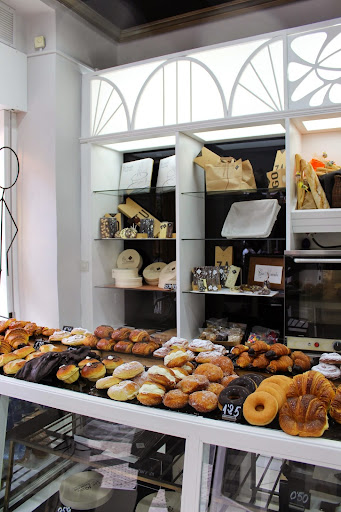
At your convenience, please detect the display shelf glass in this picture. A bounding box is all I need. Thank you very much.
[182,187,286,198]
[1,399,184,512]
[181,237,286,241]
[183,289,281,298]
[93,186,175,196]
[95,237,176,241]
[95,284,176,292]
[200,443,341,512]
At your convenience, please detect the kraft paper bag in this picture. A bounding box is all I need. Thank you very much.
[205,157,257,192]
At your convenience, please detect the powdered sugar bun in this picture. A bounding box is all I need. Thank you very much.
[188,339,215,352]
[320,353,341,365]
[113,360,144,379]
[311,363,341,380]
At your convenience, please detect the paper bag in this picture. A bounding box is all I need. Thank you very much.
[205,158,256,192]
[267,149,286,189]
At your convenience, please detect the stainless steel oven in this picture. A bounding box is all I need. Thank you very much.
[285,250,341,352]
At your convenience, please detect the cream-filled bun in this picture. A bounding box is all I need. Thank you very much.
[137,381,166,406]
[96,375,121,390]
[107,380,140,401]
[147,365,176,389]
[164,350,190,368]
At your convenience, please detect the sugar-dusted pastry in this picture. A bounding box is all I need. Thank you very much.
[147,365,176,389]
[177,374,209,394]
[194,363,223,382]
[164,337,189,350]
[311,363,341,380]
[171,367,189,382]
[208,356,234,375]
[164,350,190,368]
[195,351,225,364]
[96,375,121,390]
[319,353,341,365]
[182,362,195,374]
[153,346,171,359]
[188,339,215,353]
[212,344,227,355]
[137,382,166,406]
[189,391,218,413]
[41,327,59,337]
[49,330,72,341]
[207,383,225,396]
[61,334,87,346]
[56,364,80,384]
[113,361,145,379]
[132,370,149,387]
[107,380,140,401]
[71,327,91,336]
[163,389,189,409]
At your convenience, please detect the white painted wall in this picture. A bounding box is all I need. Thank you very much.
[55,53,82,326]
[117,0,341,65]
[0,42,27,111]
[16,53,59,327]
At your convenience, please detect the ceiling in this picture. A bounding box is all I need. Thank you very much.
[55,0,306,42]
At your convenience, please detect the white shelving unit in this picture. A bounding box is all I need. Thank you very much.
[1,16,341,512]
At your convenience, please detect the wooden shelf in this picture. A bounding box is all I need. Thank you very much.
[95,284,176,292]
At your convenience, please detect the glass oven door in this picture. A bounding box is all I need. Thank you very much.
[285,251,341,352]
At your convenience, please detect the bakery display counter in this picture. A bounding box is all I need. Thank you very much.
[1,376,341,512]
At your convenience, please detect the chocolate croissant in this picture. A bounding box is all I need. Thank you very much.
[236,352,253,368]
[265,343,291,360]
[94,325,114,339]
[129,329,151,343]
[132,341,159,356]
[111,327,132,341]
[291,351,311,373]
[267,355,293,374]
[279,394,328,437]
[248,341,270,355]
[231,344,249,356]
[286,370,335,408]
[252,353,270,369]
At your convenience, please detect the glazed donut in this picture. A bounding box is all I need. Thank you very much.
[189,391,218,413]
[220,374,239,387]
[218,385,250,411]
[229,376,256,394]
[163,389,189,409]
[256,382,285,409]
[243,391,278,426]
[113,361,144,379]
[265,375,292,390]
[207,382,225,396]
[177,374,209,394]
[245,373,264,387]
[194,363,223,382]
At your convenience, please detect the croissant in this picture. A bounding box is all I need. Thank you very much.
[4,328,29,348]
[96,338,116,351]
[287,370,335,408]
[267,355,293,374]
[265,343,291,360]
[248,341,270,355]
[111,327,132,341]
[24,323,38,337]
[82,334,98,348]
[0,319,16,333]
[330,386,341,423]
[231,344,249,356]
[291,351,311,372]
[129,329,151,343]
[114,340,133,353]
[94,325,114,339]
[279,395,328,437]
[252,353,270,369]
[8,321,29,330]
[132,341,159,356]
[236,352,253,368]
[0,340,12,354]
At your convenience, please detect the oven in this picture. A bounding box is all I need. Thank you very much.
[285,250,341,352]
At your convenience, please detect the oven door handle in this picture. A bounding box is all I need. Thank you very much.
[294,258,341,264]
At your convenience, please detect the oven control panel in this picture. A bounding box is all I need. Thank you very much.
[286,337,341,352]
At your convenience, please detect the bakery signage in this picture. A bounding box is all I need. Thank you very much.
[222,403,242,422]
[63,326,74,332]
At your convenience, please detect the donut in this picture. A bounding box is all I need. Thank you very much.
[256,382,285,409]
[164,350,190,368]
[95,375,121,389]
[189,391,218,413]
[113,361,144,379]
[163,389,189,409]
[229,376,256,394]
[246,373,265,387]
[107,380,140,401]
[311,363,341,380]
[207,383,225,396]
[194,363,223,382]
[137,382,166,406]
[177,375,209,394]
[147,365,176,389]
[208,356,234,375]
[243,391,278,426]
[218,385,250,411]
[265,375,292,390]
[220,374,239,387]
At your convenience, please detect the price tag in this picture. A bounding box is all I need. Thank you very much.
[288,482,311,509]
[222,403,242,422]
[163,283,177,291]
[63,325,74,332]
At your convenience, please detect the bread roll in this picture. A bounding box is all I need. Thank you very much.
[113,361,144,379]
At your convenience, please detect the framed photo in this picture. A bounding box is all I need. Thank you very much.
[247,255,284,290]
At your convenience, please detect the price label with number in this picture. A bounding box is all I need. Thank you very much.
[63,326,74,332]
[288,483,311,509]
[222,403,242,422]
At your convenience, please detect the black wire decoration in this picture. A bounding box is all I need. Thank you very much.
[0,146,20,282]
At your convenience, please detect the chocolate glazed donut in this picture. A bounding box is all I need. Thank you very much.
[218,385,251,411]
[228,376,256,394]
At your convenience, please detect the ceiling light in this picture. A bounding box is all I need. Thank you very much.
[194,124,285,142]
[302,117,341,131]
[106,136,175,152]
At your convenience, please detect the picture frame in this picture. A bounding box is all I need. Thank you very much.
[119,158,154,191]
[247,255,284,290]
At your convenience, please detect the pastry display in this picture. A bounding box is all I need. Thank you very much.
[49,330,72,341]
[78,357,100,369]
[111,327,132,341]
[94,325,114,338]
[147,365,176,389]
[320,353,341,365]
[279,395,329,437]
[207,382,225,396]
[132,341,159,356]
[265,344,291,359]
[177,375,209,394]
[286,371,335,408]
[129,329,151,343]
[114,340,134,353]
[291,351,311,372]
[188,339,215,352]
[101,355,124,372]
[267,355,293,373]
[171,368,189,381]
[256,382,285,409]
[96,338,116,351]
[137,382,166,406]
[164,350,190,368]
